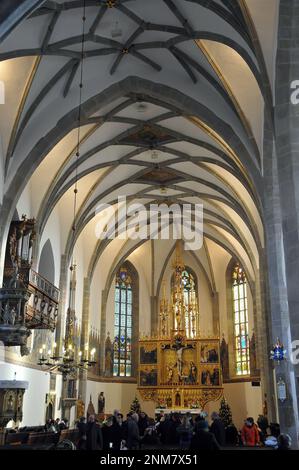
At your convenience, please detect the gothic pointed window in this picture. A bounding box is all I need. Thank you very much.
[232,264,250,375]
[113,267,133,377]
[171,266,198,338]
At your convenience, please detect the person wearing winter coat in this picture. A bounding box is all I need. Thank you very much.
[138,412,150,437]
[241,417,260,447]
[102,416,115,450]
[190,420,221,451]
[126,413,140,450]
[76,416,87,450]
[176,415,193,449]
[111,413,127,450]
[86,415,103,450]
[210,412,226,446]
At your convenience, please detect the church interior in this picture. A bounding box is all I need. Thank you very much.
[0,0,299,452]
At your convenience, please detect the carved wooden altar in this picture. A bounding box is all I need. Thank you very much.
[138,242,223,410]
[138,336,223,409]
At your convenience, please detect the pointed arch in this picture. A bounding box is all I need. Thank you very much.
[112,260,139,378]
[38,238,55,284]
[226,258,250,377]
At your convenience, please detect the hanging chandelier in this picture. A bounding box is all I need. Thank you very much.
[36,0,97,379]
[37,342,96,380]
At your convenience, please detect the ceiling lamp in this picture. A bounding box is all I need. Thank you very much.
[160,187,167,195]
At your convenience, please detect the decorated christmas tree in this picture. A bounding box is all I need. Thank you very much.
[130,396,141,413]
[219,397,233,427]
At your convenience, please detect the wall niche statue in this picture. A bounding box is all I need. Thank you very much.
[220,335,229,381]
[98,392,105,414]
[104,333,113,377]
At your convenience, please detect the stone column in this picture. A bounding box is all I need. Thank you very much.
[267,0,299,445]
[55,254,69,354]
[78,278,90,401]
[99,288,108,376]
[150,295,158,335]
[211,292,220,336]
[263,114,299,444]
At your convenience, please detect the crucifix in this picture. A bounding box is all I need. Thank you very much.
[162,337,195,381]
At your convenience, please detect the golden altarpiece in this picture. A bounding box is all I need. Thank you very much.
[138,245,223,410]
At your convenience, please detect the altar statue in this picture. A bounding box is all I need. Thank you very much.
[166,365,174,384]
[175,391,181,407]
[98,392,105,414]
[174,341,194,379]
[188,361,197,384]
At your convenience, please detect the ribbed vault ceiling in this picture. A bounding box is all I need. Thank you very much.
[0,0,279,286]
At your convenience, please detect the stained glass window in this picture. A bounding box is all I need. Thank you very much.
[232,264,250,375]
[171,267,198,338]
[113,267,132,377]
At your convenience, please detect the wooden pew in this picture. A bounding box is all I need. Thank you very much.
[27,431,58,448]
[5,432,29,446]
[59,429,79,445]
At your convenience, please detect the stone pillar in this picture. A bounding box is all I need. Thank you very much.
[267,0,299,445]
[263,109,299,446]
[254,266,276,422]
[211,292,220,336]
[150,295,158,335]
[78,278,90,401]
[99,288,108,376]
[55,254,69,354]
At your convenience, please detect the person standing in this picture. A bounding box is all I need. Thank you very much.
[277,434,292,451]
[102,416,115,450]
[76,416,87,450]
[190,420,220,450]
[176,415,193,449]
[86,415,103,450]
[210,412,226,446]
[241,417,260,447]
[98,392,105,414]
[111,413,126,450]
[138,412,149,438]
[126,413,140,450]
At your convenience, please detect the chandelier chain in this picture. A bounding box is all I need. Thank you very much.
[72,0,87,264]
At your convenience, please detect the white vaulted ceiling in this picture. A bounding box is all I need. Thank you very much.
[0,0,279,285]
